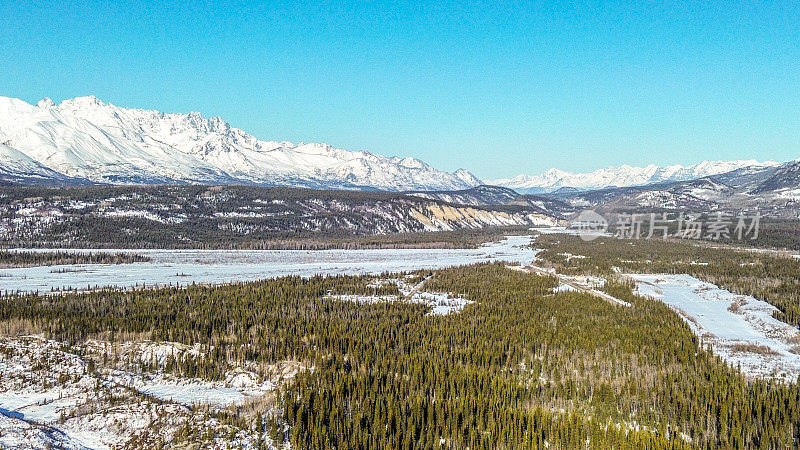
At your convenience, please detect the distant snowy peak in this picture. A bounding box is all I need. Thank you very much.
[490,160,780,193]
[0,95,482,191]
[453,168,483,186]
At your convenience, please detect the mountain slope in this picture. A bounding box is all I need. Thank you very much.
[0,143,85,185]
[408,185,522,206]
[490,160,780,193]
[0,96,481,191]
[0,185,556,248]
[752,160,800,194]
[407,185,576,217]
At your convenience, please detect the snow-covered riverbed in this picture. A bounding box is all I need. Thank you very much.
[2,236,536,294]
[630,274,800,381]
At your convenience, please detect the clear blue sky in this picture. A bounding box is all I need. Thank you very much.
[2,1,799,180]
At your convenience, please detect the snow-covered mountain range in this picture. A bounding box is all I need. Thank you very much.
[0,95,788,196]
[490,160,781,194]
[0,96,481,191]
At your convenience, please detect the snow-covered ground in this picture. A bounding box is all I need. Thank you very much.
[0,414,86,450]
[1,236,536,294]
[530,226,578,235]
[553,283,578,293]
[331,274,474,316]
[82,340,282,407]
[630,274,800,381]
[107,371,261,407]
[530,226,612,238]
[411,291,473,315]
[0,337,281,449]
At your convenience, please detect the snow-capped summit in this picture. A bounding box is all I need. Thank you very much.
[0,95,482,191]
[489,160,781,193]
[36,97,55,108]
[453,168,483,186]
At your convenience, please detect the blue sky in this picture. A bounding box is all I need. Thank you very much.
[2,1,799,180]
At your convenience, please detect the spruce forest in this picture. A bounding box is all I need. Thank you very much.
[2,260,799,448]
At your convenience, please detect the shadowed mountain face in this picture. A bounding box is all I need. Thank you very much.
[752,161,800,194]
[0,143,89,185]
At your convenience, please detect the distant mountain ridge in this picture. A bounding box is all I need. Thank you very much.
[0,185,557,248]
[490,160,781,193]
[551,159,800,219]
[0,95,481,191]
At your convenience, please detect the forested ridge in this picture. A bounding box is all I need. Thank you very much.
[0,185,543,249]
[1,264,799,448]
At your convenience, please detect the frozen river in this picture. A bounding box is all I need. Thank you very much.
[631,274,800,381]
[1,236,536,294]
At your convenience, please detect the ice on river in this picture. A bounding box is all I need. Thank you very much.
[2,236,536,294]
[630,274,800,381]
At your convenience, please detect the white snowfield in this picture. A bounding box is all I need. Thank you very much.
[80,341,276,408]
[0,95,480,191]
[0,235,538,294]
[630,274,800,381]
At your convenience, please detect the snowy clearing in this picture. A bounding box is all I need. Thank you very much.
[329,275,474,316]
[630,274,800,381]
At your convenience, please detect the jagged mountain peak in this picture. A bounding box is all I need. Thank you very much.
[0,95,482,191]
[62,94,104,106]
[37,97,55,108]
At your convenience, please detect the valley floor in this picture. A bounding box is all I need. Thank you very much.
[0,235,536,294]
[2,231,800,448]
